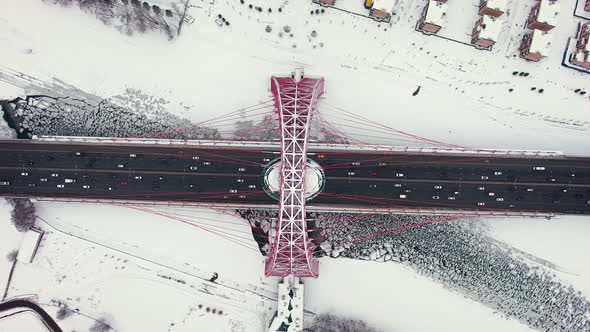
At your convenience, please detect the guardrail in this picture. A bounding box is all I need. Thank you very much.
[32,135,564,159]
[28,197,555,218]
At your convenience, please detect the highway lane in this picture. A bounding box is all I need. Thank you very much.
[314,152,590,213]
[1,140,589,214]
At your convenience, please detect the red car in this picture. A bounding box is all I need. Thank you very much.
[118,181,128,185]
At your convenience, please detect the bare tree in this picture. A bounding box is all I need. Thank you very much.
[172,0,191,35]
[233,120,255,139]
[309,313,379,332]
[56,305,74,320]
[90,317,112,332]
[6,250,18,262]
[8,198,36,232]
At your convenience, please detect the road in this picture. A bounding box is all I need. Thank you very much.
[0,299,63,332]
[0,140,589,214]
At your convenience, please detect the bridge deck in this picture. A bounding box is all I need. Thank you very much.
[0,140,589,215]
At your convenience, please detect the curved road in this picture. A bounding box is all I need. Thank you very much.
[0,299,63,332]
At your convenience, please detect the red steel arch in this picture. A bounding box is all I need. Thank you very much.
[264,75,324,277]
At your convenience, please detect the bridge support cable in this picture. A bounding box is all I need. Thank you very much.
[265,75,324,278]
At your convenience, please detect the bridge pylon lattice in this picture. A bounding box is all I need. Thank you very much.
[264,75,324,278]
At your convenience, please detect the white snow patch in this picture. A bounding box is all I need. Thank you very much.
[482,216,590,298]
[0,199,23,299]
[306,258,533,332]
[0,310,49,332]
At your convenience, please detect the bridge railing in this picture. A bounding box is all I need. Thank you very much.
[33,135,564,158]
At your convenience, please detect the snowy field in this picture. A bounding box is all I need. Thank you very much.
[0,199,23,301]
[482,215,590,298]
[5,201,277,332]
[0,310,48,332]
[0,0,589,153]
[306,258,533,332]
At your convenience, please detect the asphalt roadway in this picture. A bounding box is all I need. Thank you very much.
[1,140,590,214]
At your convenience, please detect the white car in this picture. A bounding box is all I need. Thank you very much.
[203,161,211,166]
[82,185,90,189]
[117,164,125,168]
[248,184,256,189]
[135,176,143,180]
[239,195,247,199]
[478,202,486,206]
[527,188,534,192]
[40,178,48,182]
[394,183,402,187]
[238,168,246,172]
[51,173,59,177]
[488,192,495,196]
[496,197,504,202]
[351,162,360,166]
[57,184,64,188]
[236,178,244,183]
[533,166,546,171]
[64,179,75,183]
[20,172,28,176]
[494,171,502,175]
[192,156,200,160]
[432,195,440,200]
[0,181,10,186]
[395,173,404,177]
[399,194,407,199]
[189,166,198,170]
[481,176,489,180]
[478,186,485,191]
[229,189,237,193]
[263,158,271,162]
[434,185,442,189]
[448,197,456,200]
[129,154,137,158]
[347,171,356,176]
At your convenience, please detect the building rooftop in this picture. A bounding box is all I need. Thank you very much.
[478,15,503,41]
[373,0,397,12]
[424,0,448,27]
[529,29,553,56]
[536,0,560,27]
[485,0,507,12]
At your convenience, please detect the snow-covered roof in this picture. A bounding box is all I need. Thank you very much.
[536,0,560,27]
[17,228,44,264]
[485,0,507,11]
[424,0,448,27]
[373,0,397,12]
[529,29,553,56]
[573,50,589,63]
[478,15,503,41]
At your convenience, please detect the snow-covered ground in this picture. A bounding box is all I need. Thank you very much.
[1,0,589,153]
[0,309,48,332]
[306,258,533,332]
[482,215,590,298]
[0,199,23,300]
[5,202,277,332]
